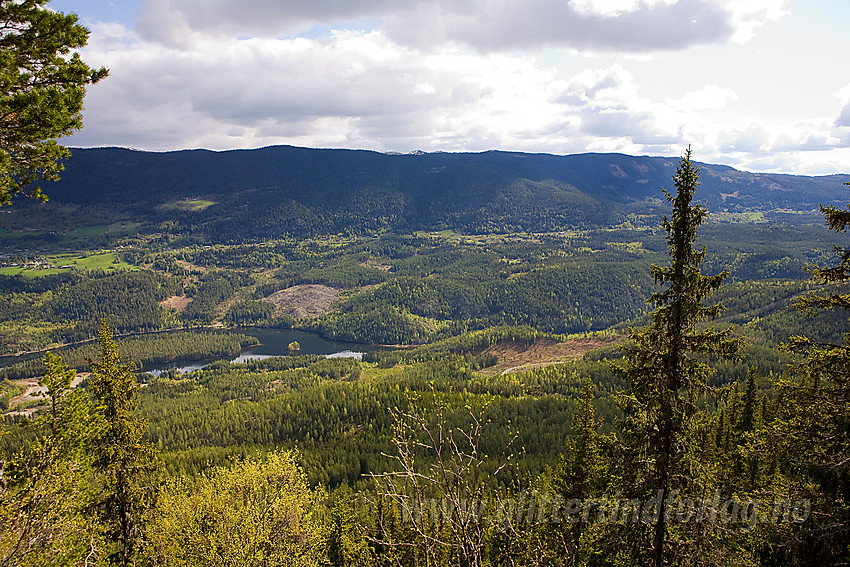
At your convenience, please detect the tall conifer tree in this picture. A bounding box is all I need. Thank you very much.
[614,148,739,566]
[778,185,850,564]
[0,0,107,204]
[88,323,159,566]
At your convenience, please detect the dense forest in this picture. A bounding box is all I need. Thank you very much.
[0,221,842,356]
[0,146,846,244]
[1,152,848,566]
[3,0,848,564]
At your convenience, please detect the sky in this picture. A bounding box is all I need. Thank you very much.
[48,0,850,175]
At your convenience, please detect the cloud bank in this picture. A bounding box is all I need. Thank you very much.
[63,0,850,174]
[136,0,741,52]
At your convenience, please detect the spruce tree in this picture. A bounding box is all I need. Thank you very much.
[327,489,371,567]
[87,322,159,566]
[739,369,757,433]
[778,186,850,564]
[551,377,606,565]
[613,148,739,566]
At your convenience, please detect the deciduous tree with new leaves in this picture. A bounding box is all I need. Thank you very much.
[0,352,104,567]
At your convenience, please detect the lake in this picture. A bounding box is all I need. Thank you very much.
[145,328,380,375]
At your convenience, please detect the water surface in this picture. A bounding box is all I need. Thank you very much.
[146,328,376,375]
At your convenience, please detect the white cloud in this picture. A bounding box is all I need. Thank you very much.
[835,84,850,128]
[710,116,850,169]
[558,65,638,106]
[133,0,751,53]
[135,0,388,47]
[837,105,850,128]
[723,0,789,43]
[60,0,848,174]
[570,0,679,18]
[70,22,846,173]
[74,30,575,151]
[679,84,739,110]
[129,0,794,54]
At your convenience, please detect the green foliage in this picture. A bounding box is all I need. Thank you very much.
[46,270,178,337]
[0,437,104,566]
[326,488,372,567]
[5,145,845,241]
[0,320,836,566]
[613,149,740,566]
[87,323,160,566]
[0,352,104,566]
[0,0,107,204]
[0,379,23,410]
[316,303,437,345]
[182,274,234,323]
[1,164,849,566]
[546,378,611,566]
[145,451,325,567]
[773,194,850,564]
[1,224,837,352]
[290,255,389,288]
[0,269,181,354]
[223,299,276,326]
[374,397,516,567]
[132,349,592,484]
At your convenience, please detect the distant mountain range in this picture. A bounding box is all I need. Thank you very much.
[6,146,849,240]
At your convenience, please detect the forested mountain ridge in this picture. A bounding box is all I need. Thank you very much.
[2,148,849,565]
[3,0,849,561]
[3,146,846,240]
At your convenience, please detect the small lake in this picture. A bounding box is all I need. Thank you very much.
[145,328,380,375]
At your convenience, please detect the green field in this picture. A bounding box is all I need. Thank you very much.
[709,210,767,223]
[157,199,217,212]
[416,229,463,239]
[0,251,135,277]
[108,221,142,234]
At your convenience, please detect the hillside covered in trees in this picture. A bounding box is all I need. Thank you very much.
[0,146,846,243]
[3,0,848,563]
[1,149,848,566]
